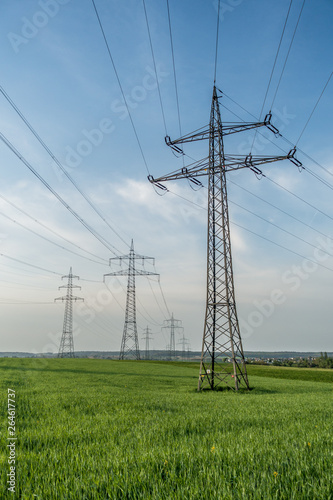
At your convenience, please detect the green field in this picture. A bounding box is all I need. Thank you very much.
[1,359,332,499]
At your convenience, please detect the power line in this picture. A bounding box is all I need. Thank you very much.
[0,279,54,290]
[228,179,333,241]
[136,293,163,327]
[296,71,332,145]
[266,175,333,224]
[157,276,171,318]
[270,0,306,110]
[220,94,333,222]
[0,130,120,255]
[263,0,293,114]
[167,97,333,244]
[0,253,62,276]
[91,0,150,176]
[0,300,54,305]
[251,0,294,153]
[166,0,183,141]
[0,210,108,266]
[164,187,333,273]
[222,90,333,194]
[279,131,333,182]
[232,220,333,273]
[0,261,58,279]
[103,277,161,330]
[0,84,129,250]
[222,91,258,121]
[146,276,169,321]
[304,165,333,193]
[142,0,168,136]
[228,197,333,257]
[214,0,221,84]
[169,175,333,260]
[0,191,108,263]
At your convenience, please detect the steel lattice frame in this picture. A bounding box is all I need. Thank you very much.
[104,240,158,360]
[199,87,248,391]
[55,267,83,358]
[142,326,153,360]
[162,313,183,361]
[149,86,303,391]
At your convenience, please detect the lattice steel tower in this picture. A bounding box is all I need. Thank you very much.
[142,326,153,360]
[178,332,189,361]
[162,313,183,361]
[55,267,84,358]
[149,86,302,390]
[104,240,158,360]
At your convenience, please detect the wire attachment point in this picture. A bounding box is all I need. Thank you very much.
[264,112,280,136]
[181,167,203,190]
[148,175,168,195]
[287,147,303,171]
[165,135,184,156]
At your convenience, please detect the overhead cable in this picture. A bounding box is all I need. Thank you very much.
[165,189,333,273]
[0,253,62,276]
[228,179,333,241]
[253,0,293,140]
[166,0,183,143]
[0,84,129,250]
[296,71,332,146]
[214,0,221,83]
[142,0,168,136]
[0,191,107,263]
[270,0,306,110]
[0,211,108,266]
[91,0,151,176]
[0,130,120,255]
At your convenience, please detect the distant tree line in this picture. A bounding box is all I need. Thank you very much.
[246,352,333,369]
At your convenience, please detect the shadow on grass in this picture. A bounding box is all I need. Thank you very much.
[195,385,279,395]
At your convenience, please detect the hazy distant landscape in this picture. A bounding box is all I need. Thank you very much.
[1,350,332,360]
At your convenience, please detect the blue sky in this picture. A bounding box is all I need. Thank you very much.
[0,0,332,354]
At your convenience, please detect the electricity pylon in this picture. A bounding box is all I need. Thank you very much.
[178,332,189,361]
[55,267,83,358]
[162,313,183,361]
[104,240,158,360]
[142,326,153,360]
[149,85,302,390]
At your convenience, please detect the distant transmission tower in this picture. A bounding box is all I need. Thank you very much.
[142,326,153,360]
[178,332,189,361]
[104,240,158,360]
[149,85,302,390]
[55,267,83,358]
[162,313,183,361]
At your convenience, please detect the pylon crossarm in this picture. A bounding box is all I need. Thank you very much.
[148,148,302,188]
[109,255,155,265]
[149,156,210,182]
[165,117,279,151]
[134,270,159,276]
[58,284,81,290]
[223,149,303,171]
[55,296,84,302]
[148,159,209,185]
[221,113,280,136]
[104,270,158,277]
[61,273,79,280]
